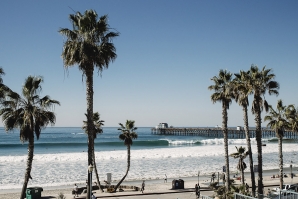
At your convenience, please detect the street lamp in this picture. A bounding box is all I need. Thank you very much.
[88,164,94,199]
[198,171,200,185]
[290,160,293,179]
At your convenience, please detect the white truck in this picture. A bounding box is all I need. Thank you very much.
[272,184,298,192]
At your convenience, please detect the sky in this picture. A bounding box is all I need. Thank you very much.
[0,0,297,127]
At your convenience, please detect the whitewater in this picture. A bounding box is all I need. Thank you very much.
[0,127,297,190]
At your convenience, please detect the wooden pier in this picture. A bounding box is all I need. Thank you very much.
[151,127,298,139]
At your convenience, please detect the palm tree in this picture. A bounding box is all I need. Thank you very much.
[249,65,279,197]
[59,9,118,165]
[286,105,298,132]
[0,76,60,199]
[264,100,290,190]
[0,67,12,100]
[83,112,104,192]
[230,146,248,185]
[59,10,118,198]
[208,69,233,191]
[233,70,256,196]
[113,120,138,192]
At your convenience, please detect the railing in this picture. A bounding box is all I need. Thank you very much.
[202,195,214,199]
[235,193,257,199]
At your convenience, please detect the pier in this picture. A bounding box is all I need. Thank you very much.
[151,127,298,139]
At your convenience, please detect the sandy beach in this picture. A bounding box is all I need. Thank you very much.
[1,167,297,199]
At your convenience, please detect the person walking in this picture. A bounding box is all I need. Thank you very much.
[73,184,78,197]
[141,180,145,193]
[211,173,216,182]
[164,174,167,183]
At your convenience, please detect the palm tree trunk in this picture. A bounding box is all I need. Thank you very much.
[93,151,104,192]
[222,101,230,191]
[254,96,264,197]
[86,65,95,199]
[20,137,34,199]
[240,159,245,185]
[278,132,283,189]
[114,145,131,192]
[242,105,256,196]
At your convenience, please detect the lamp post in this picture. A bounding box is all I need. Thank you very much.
[198,171,200,185]
[88,164,94,199]
[290,160,293,179]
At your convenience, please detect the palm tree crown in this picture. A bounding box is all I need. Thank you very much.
[83,112,104,137]
[264,100,290,137]
[250,65,279,114]
[0,76,60,141]
[59,10,119,74]
[118,120,138,146]
[208,69,233,107]
[233,70,252,107]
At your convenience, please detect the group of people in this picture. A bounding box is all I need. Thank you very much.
[195,184,200,198]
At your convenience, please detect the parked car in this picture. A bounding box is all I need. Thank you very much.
[272,184,298,192]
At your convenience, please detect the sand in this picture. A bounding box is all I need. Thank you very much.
[1,168,297,199]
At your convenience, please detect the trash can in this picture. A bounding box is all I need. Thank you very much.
[172,179,184,189]
[172,179,179,189]
[178,179,184,189]
[26,187,43,199]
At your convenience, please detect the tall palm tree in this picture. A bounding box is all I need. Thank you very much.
[83,112,104,192]
[113,120,138,192]
[233,70,256,196]
[264,100,290,190]
[230,146,248,185]
[208,69,233,191]
[249,65,279,197]
[59,10,118,198]
[59,9,118,166]
[0,76,60,199]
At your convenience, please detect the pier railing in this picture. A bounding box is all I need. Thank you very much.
[151,127,298,139]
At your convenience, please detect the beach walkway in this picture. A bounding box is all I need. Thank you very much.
[54,173,298,199]
[1,169,297,199]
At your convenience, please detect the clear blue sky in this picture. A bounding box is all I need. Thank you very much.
[0,1,297,127]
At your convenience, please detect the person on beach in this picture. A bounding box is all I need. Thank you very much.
[73,184,78,197]
[141,180,145,193]
[164,174,167,183]
[245,183,249,193]
[211,173,215,183]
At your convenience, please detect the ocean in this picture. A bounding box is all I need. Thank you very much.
[0,127,297,190]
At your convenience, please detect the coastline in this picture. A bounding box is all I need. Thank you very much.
[1,167,296,199]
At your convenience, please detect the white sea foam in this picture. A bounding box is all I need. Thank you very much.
[0,141,297,189]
